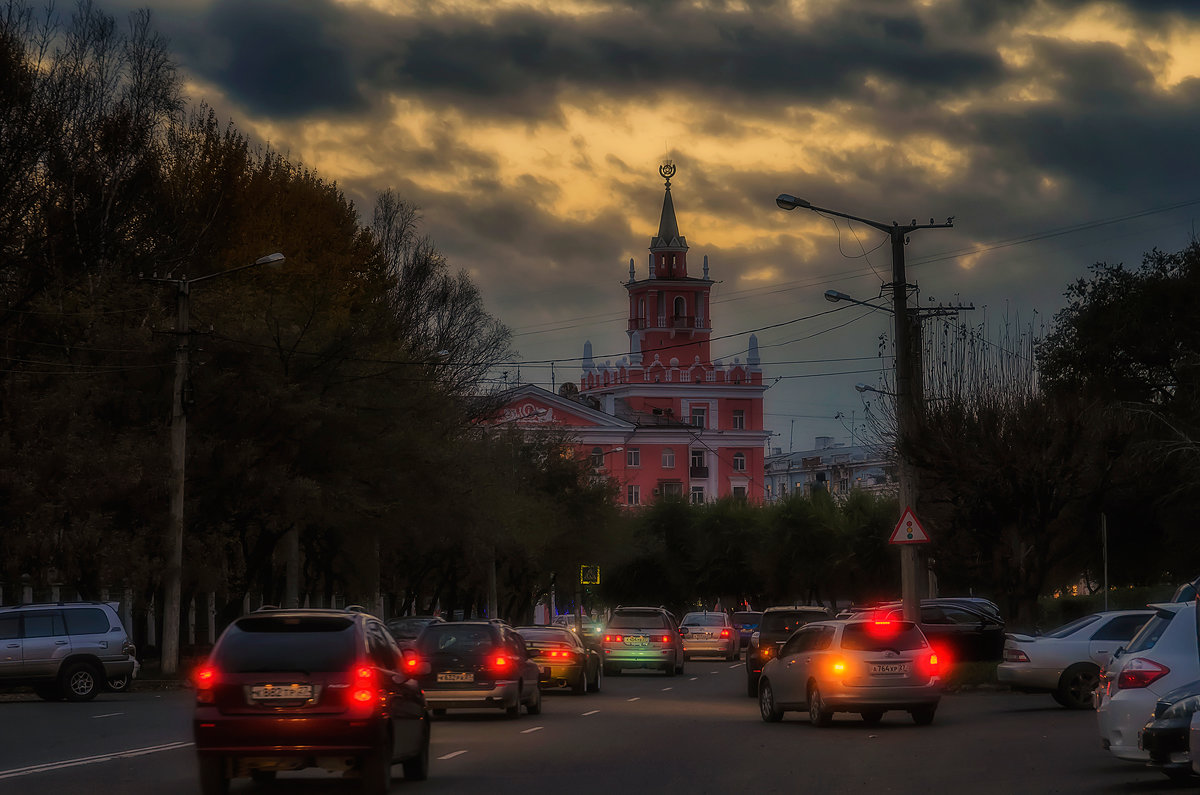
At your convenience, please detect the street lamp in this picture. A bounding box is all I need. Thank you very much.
[145,252,286,675]
[778,193,953,623]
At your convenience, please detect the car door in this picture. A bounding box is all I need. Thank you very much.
[367,621,423,759]
[506,630,540,698]
[20,610,70,678]
[1088,613,1152,669]
[773,627,819,705]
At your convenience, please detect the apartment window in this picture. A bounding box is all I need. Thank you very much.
[732,410,745,430]
[690,449,706,469]
[590,447,604,468]
[627,485,641,506]
[662,448,676,468]
[733,486,747,501]
[733,452,746,472]
[662,482,683,498]
[691,406,707,428]
[626,448,640,467]
[690,486,705,504]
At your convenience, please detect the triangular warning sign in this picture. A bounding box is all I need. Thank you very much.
[889,507,930,544]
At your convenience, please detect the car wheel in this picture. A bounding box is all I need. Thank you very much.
[572,669,587,695]
[60,661,101,702]
[526,684,542,715]
[1056,663,1100,710]
[861,710,884,725]
[675,657,685,676]
[808,684,832,727]
[402,726,430,781]
[746,675,758,698]
[34,683,62,701]
[198,756,229,795]
[759,679,783,722]
[591,665,601,693]
[665,658,677,677]
[911,705,937,726]
[106,674,132,693]
[359,747,393,795]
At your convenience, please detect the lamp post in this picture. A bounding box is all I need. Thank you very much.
[778,194,953,623]
[145,252,285,675]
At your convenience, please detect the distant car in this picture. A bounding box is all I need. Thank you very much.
[1140,678,1200,782]
[869,601,1005,663]
[406,621,542,718]
[679,611,738,660]
[552,613,604,649]
[516,626,601,694]
[601,606,685,676]
[385,615,445,650]
[745,605,831,697]
[1097,601,1200,763]
[0,601,137,701]
[997,609,1153,708]
[731,611,763,650]
[192,607,430,794]
[757,617,943,726]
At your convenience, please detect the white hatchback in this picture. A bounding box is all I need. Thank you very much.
[998,609,1153,709]
[1096,602,1199,762]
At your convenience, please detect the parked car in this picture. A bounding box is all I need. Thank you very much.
[192,607,430,795]
[405,621,542,717]
[0,601,137,701]
[745,605,831,697]
[679,611,738,660]
[731,611,763,650]
[385,615,445,651]
[997,609,1153,708]
[601,606,685,676]
[1097,601,1200,763]
[869,600,1005,662]
[516,625,600,694]
[1140,678,1200,782]
[757,617,943,726]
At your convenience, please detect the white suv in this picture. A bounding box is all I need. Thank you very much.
[0,602,137,701]
[1096,602,1199,762]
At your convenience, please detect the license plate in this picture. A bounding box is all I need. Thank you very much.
[251,683,313,700]
[624,635,648,647]
[437,671,474,683]
[870,663,910,675]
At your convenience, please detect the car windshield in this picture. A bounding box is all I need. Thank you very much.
[216,616,357,673]
[682,614,725,626]
[1042,614,1101,639]
[761,611,824,633]
[841,621,929,652]
[417,624,496,654]
[608,612,669,629]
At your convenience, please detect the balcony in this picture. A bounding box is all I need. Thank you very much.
[627,315,706,332]
[689,466,709,478]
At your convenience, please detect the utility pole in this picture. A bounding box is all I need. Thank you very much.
[777,195,953,624]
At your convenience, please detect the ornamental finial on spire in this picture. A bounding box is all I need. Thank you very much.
[660,160,675,188]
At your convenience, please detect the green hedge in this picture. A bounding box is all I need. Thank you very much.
[1035,585,1179,631]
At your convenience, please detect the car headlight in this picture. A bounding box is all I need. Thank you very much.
[1162,695,1200,720]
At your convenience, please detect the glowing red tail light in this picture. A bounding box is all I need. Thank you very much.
[658,635,671,644]
[194,664,217,704]
[489,654,514,676]
[350,663,376,704]
[1117,658,1170,689]
[604,634,624,643]
[720,629,731,638]
[545,649,575,660]
[403,654,422,671]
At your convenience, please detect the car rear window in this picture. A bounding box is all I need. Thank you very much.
[1043,614,1101,639]
[683,614,725,626]
[761,610,825,633]
[216,616,357,672]
[1124,610,1177,654]
[418,624,497,654]
[732,612,761,624]
[517,628,577,644]
[840,622,929,651]
[608,612,670,629]
[386,618,436,638]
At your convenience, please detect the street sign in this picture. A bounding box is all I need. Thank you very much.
[580,564,601,585]
[889,507,930,544]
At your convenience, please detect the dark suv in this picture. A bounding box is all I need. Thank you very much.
[0,601,136,701]
[745,605,831,696]
[192,608,430,794]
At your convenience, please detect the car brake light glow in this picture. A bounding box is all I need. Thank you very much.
[350,663,375,704]
[604,634,624,643]
[720,629,731,638]
[659,635,671,644]
[831,659,846,674]
[194,664,217,704]
[545,650,574,660]
[1117,658,1170,689]
[403,654,421,670]
[1004,649,1030,663]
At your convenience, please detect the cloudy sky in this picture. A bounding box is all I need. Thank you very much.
[101,0,1200,450]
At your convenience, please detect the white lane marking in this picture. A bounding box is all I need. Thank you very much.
[728,664,741,669]
[626,697,640,702]
[0,741,193,780]
[438,750,468,760]
[582,710,600,716]
[689,677,698,681]
[91,712,123,719]
[661,687,673,692]
[521,726,544,734]
[710,670,720,675]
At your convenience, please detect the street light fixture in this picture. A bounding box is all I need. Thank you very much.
[778,192,953,623]
[145,252,286,676]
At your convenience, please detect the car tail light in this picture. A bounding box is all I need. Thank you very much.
[544,650,574,661]
[830,658,846,675]
[720,629,731,638]
[490,654,514,675]
[918,651,942,677]
[121,640,136,657]
[658,635,672,644]
[194,664,217,704]
[1117,658,1170,689]
[403,653,423,673]
[1004,649,1029,663]
[604,634,624,643]
[350,664,376,704]
[758,644,776,661]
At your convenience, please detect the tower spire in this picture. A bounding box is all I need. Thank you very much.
[653,161,682,247]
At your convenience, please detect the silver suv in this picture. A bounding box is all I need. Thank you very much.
[0,602,137,701]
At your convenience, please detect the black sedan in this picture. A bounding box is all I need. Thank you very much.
[1140,678,1200,783]
[516,626,601,694]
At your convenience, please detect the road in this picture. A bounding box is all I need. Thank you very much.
[0,659,1191,794]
